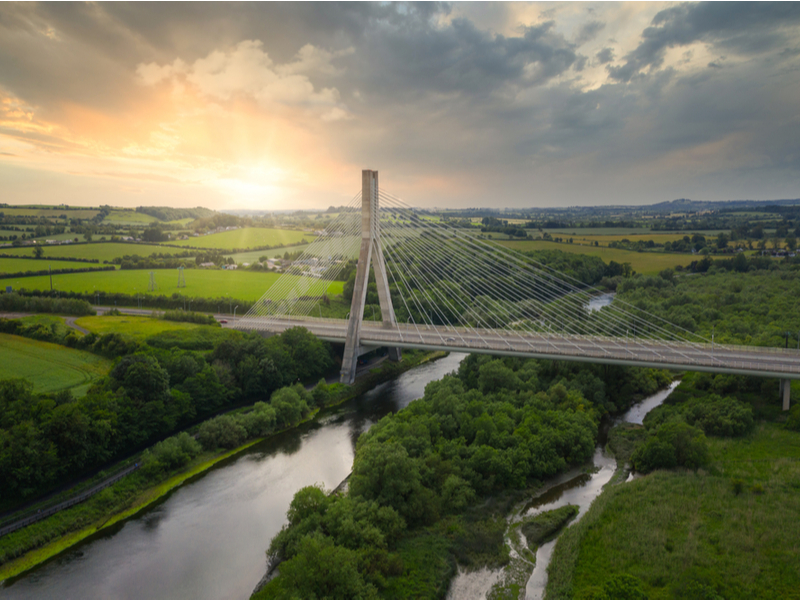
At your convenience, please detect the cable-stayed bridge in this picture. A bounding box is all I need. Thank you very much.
[236,171,798,409]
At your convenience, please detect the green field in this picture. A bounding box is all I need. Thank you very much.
[0,257,117,275]
[74,315,216,339]
[102,210,159,225]
[0,333,111,395]
[549,422,800,600]
[0,208,100,219]
[163,227,314,250]
[226,244,311,264]
[495,239,712,274]
[0,242,180,261]
[0,268,344,301]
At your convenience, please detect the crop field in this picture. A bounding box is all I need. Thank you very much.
[0,257,117,275]
[0,207,100,219]
[74,315,217,339]
[494,239,718,274]
[0,242,180,261]
[561,233,698,245]
[0,268,344,301]
[0,333,112,395]
[163,227,314,250]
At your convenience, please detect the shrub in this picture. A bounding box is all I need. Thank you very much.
[197,415,247,450]
[632,422,708,473]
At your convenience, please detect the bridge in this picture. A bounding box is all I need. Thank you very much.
[236,170,797,410]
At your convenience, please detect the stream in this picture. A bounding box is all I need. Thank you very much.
[447,380,679,600]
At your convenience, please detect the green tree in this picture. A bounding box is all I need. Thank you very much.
[33,245,44,259]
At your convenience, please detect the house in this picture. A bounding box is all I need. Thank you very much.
[199,262,215,267]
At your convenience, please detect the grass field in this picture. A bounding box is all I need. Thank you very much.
[565,233,695,245]
[547,422,800,600]
[162,227,314,250]
[0,257,117,275]
[0,268,344,301]
[226,244,311,263]
[102,210,159,225]
[0,208,100,219]
[0,242,181,261]
[495,239,712,274]
[74,315,216,339]
[0,333,112,395]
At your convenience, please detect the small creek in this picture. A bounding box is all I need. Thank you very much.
[447,380,679,600]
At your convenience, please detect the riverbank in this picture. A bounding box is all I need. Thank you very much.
[0,350,447,583]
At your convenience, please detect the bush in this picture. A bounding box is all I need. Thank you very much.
[632,422,708,473]
[684,395,754,437]
[197,415,247,450]
[140,432,201,478]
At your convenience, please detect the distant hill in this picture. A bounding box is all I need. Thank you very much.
[644,198,800,212]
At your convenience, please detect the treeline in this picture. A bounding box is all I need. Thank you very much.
[616,260,800,346]
[259,355,671,598]
[161,310,218,325]
[0,292,95,316]
[0,266,115,278]
[0,326,334,507]
[9,289,253,314]
[0,253,100,264]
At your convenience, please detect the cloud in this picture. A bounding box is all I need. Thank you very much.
[136,40,350,115]
[575,20,605,46]
[596,47,615,64]
[609,2,800,82]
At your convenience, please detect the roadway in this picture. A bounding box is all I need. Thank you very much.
[234,316,800,380]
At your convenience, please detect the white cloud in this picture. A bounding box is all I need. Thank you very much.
[136,40,349,116]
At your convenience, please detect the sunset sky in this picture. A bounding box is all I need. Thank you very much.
[1,2,799,210]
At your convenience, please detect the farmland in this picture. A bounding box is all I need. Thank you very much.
[0,258,117,275]
[0,333,111,395]
[0,268,344,301]
[0,207,100,219]
[163,227,313,250]
[0,243,179,261]
[494,239,709,274]
[226,245,311,264]
[102,210,159,225]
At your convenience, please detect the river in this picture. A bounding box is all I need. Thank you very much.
[0,353,467,600]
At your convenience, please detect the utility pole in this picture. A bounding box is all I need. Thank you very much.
[49,265,53,292]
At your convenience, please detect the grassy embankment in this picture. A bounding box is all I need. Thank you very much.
[0,269,343,301]
[0,332,111,395]
[0,349,447,583]
[545,422,800,600]
[495,239,721,275]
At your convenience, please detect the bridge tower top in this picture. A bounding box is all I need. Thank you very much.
[340,170,401,383]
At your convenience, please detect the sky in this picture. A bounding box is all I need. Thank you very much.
[1,2,799,210]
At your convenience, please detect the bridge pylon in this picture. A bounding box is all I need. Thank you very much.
[340,170,401,383]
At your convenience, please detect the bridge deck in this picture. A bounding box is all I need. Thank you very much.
[234,317,800,380]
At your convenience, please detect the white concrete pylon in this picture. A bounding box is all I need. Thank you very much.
[340,170,401,383]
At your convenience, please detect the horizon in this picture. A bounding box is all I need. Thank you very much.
[1,2,799,210]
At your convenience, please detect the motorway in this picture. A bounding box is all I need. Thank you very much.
[235,316,800,380]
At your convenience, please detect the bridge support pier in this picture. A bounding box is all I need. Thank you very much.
[340,170,401,384]
[781,379,791,411]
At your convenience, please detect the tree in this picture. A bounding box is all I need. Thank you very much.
[33,245,44,259]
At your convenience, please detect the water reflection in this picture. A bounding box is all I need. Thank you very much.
[1,353,465,600]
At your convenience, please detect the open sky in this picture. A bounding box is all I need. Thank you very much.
[1,2,799,209]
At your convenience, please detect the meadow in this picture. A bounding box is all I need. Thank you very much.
[0,242,179,261]
[0,333,111,395]
[0,208,100,219]
[495,239,709,274]
[547,423,800,600]
[226,244,311,264]
[101,210,159,225]
[0,268,344,302]
[163,227,314,250]
[74,315,218,339]
[0,257,117,275]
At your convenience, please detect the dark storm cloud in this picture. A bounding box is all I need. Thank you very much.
[575,20,605,46]
[595,47,614,64]
[609,2,800,82]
